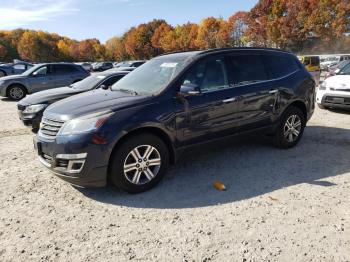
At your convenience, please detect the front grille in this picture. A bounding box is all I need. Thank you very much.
[39,117,65,140]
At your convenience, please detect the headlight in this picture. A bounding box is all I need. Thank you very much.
[319,82,327,90]
[58,111,113,136]
[23,104,48,113]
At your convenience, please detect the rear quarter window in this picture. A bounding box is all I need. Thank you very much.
[226,53,269,85]
[263,52,300,79]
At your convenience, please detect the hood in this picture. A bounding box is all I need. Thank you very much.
[19,86,81,106]
[0,74,26,81]
[325,75,350,89]
[44,89,149,121]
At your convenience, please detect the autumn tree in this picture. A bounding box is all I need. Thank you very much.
[196,17,231,49]
[228,11,248,46]
[105,36,129,61]
[125,19,166,59]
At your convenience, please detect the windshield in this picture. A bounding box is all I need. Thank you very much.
[111,57,189,95]
[22,64,43,76]
[71,75,106,90]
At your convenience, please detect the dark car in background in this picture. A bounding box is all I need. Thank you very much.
[114,60,146,69]
[35,48,315,193]
[0,63,89,100]
[0,62,34,77]
[92,62,114,72]
[18,71,128,131]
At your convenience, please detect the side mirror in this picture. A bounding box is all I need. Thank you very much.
[101,85,109,90]
[179,83,201,96]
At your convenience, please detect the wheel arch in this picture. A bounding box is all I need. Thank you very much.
[286,100,307,120]
[6,83,28,97]
[108,126,177,169]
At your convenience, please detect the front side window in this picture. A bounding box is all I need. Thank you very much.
[227,53,269,85]
[182,57,228,92]
[103,75,124,87]
[32,66,48,76]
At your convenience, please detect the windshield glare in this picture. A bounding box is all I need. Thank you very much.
[72,75,106,90]
[111,58,188,95]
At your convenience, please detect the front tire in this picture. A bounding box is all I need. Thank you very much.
[109,134,169,193]
[273,106,306,149]
[7,85,26,100]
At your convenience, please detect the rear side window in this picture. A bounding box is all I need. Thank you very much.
[226,53,269,85]
[263,53,299,79]
[53,65,79,74]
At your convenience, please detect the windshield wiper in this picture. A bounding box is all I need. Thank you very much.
[116,89,138,95]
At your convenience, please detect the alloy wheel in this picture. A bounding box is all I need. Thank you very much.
[283,115,302,143]
[9,87,24,100]
[123,145,161,185]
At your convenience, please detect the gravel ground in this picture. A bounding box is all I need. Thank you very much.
[0,97,349,262]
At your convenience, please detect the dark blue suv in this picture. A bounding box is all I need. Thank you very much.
[35,48,315,193]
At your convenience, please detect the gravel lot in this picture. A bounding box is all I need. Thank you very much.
[0,97,349,262]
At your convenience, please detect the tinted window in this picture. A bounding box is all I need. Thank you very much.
[53,65,78,74]
[132,62,144,67]
[227,53,269,85]
[182,57,227,92]
[103,75,124,87]
[264,53,299,79]
[310,56,320,66]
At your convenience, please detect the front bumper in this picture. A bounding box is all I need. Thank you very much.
[34,134,109,187]
[317,90,350,109]
[0,86,7,97]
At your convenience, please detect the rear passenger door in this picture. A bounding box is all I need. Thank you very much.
[52,65,79,87]
[226,52,278,131]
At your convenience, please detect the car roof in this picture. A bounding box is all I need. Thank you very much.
[157,47,293,60]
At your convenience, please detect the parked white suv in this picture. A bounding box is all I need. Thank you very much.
[316,75,350,110]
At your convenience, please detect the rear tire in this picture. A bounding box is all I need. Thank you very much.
[273,106,306,149]
[109,134,169,193]
[7,85,26,100]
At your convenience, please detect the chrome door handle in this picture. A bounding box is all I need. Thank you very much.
[222,98,236,103]
[269,89,278,94]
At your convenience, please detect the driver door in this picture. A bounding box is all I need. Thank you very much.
[175,55,240,146]
[28,65,55,93]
